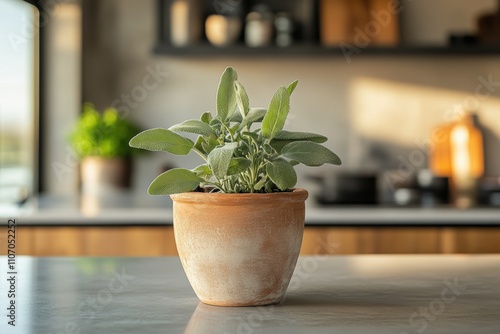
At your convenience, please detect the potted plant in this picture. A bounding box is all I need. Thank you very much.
[129,67,341,306]
[69,103,141,194]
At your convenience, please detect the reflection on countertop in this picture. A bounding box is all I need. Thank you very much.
[1,191,499,226]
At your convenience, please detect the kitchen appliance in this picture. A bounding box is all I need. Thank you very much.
[377,169,449,207]
[478,177,500,206]
[416,169,449,207]
[311,172,378,205]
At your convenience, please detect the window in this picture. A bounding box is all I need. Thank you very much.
[0,0,39,207]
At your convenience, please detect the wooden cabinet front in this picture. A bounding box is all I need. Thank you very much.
[1,226,500,256]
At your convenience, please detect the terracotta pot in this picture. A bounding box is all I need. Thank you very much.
[170,188,308,306]
[80,157,131,194]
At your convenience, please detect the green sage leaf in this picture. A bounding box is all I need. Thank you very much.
[229,124,239,136]
[238,108,267,131]
[281,141,342,166]
[270,130,328,153]
[192,164,212,178]
[227,157,251,175]
[287,80,298,95]
[170,119,213,137]
[263,143,276,155]
[230,112,243,123]
[194,136,206,154]
[200,111,213,124]
[129,128,193,155]
[209,118,222,132]
[274,130,327,142]
[265,179,275,193]
[242,131,259,142]
[148,168,202,195]
[261,87,290,139]
[266,158,297,190]
[254,177,266,191]
[234,81,249,117]
[216,67,238,121]
[208,142,238,178]
[201,135,219,155]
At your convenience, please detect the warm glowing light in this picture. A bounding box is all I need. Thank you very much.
[451,124,470,180]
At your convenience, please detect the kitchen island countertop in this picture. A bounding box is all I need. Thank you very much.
[1,255,499,334]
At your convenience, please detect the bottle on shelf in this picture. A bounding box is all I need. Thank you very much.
[429,110,484,208]
[245,5,274,48]
[169,0,203,47]
[275,12,294,47]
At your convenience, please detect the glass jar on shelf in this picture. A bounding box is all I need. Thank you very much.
[245,5,274,47]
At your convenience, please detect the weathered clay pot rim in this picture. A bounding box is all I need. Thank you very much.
[171,188,308,204]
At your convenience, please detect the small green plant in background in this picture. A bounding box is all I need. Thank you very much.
[70,103,141,159]
[130,67,341,194]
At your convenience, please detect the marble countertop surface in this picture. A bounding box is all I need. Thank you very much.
[1,192,499,226]
[1,255,499,333]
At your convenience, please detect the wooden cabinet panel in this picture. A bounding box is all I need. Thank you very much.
[82,227,177,256]
[0,226,177,256]
[1,226,499,256]
[31,227,85,256]
[373,228,440,254]
[439,228,500,254]
[301,227,440,255]
[301,228,359,255]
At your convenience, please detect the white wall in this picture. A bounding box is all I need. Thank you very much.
[401,0,497,45]
[44,2,81,194]
[78,0,500,194]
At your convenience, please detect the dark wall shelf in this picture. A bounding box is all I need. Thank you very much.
[153,43,500,57]
[156,0,500,58]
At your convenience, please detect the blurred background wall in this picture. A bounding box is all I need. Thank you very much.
[43,0,500,194]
